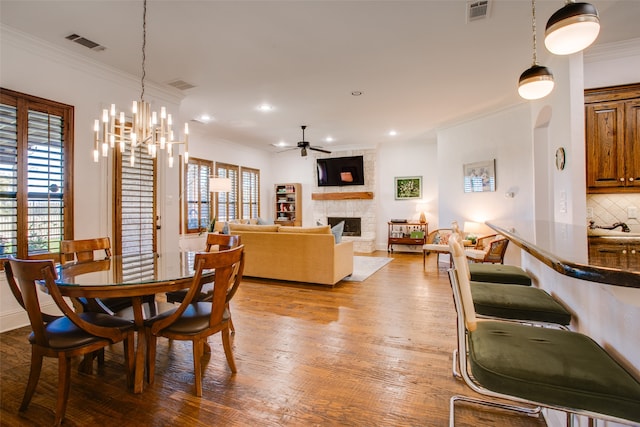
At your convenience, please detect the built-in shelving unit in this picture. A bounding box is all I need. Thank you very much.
[275,183,301,226]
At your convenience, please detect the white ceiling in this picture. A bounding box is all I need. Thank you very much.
[2,0,639,153]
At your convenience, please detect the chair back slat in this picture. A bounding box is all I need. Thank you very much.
[448,235,478,331]
[205,233,241,252]
[60,237,111,264]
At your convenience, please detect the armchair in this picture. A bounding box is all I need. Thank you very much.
[464,234,509,264]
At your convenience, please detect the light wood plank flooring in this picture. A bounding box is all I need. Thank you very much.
[1,252,546,426]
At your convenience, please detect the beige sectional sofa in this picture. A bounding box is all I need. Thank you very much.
[228,223,354,286]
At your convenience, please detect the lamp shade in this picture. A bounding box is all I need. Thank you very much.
[209,177,232,192]
[545,2,600,55]
[518,64,555,100]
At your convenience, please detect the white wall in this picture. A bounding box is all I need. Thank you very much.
[269,139,438,252]
[436,104,534,265]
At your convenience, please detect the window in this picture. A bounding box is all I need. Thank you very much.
[0,89,73,260]
[183,157,212,233]
[114,142,156,256]
[241,167,260,220]
[215,163,239,222]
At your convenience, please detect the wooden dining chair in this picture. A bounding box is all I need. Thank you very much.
[60,237,155,315]
[166,233,242,332]
[447,241,640,426]
[145,245,245,397]
[4,258,135,427]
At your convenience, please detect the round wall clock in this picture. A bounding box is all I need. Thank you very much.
[555,147,566,170]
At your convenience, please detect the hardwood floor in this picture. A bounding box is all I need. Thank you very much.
[0,252,546,426]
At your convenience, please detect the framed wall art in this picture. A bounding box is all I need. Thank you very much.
[463,159,496,193]
[394,176,422,200]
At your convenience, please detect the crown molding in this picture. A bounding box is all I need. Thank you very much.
[585,38,640,64]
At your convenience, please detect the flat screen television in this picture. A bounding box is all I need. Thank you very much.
[317,155,365,187]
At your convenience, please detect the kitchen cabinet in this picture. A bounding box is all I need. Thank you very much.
[588,237,640,272]
[585,84,640,193]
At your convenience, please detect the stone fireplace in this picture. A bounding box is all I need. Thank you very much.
[312,149,376,252]
[328,217,361,236]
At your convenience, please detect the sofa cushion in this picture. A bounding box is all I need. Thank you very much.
[279,225,331,234]
[228,223,280,232]
[331,221,345,243]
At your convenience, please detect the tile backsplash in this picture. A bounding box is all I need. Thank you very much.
[586,193,640,233]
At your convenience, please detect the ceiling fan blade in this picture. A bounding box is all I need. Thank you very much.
[309,146,332,154]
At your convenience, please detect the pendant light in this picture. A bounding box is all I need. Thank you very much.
[545,1,600,55]
[518,0,555,100]
[93,0,189,168]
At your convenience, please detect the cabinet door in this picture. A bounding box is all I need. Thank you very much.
[626,99,640,188]
[588,240,627,270]
[627,243,640,272]
[586,101,626,189]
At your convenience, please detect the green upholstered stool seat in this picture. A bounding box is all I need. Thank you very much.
[469,321,640,423]
[471,281,571,326]
[468,263,532,286]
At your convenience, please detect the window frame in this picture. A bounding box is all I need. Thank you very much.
[240,166,260,220]
[215,162,239,222]
[0,88,74,261]
[182,157,213,234]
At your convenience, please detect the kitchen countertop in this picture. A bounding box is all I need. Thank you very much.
[486,220,640,288]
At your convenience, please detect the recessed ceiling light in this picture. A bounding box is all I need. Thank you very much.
[388,130,397,136]
[257,104,274,112]
[351,91,363,96]
[199,114,212,122]
[325,136,334,143]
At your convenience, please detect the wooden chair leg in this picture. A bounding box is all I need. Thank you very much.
[124,333,135,389]
[55,355,72,427]
[193,339,203,397]
[146,331,157,385]
[20,349,43,411]
[221,327,237,373]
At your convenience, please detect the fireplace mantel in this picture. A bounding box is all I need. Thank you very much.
[311,192,374,200]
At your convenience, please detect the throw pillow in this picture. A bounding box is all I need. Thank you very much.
[222,222,230,235]
[433,232,441,244]
[440,233,450,245]
[257,217,274,225]
[331,221,345,243]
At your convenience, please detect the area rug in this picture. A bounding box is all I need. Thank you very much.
[342,256,393,282]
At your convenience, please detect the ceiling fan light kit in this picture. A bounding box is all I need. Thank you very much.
[545,1,600,55]
[295,125,331,157]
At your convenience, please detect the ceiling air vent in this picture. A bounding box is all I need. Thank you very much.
[467,0,490,22]
[65,33,106,51]
[167,79,196,91]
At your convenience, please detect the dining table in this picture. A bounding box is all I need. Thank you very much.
[54,251,214,393]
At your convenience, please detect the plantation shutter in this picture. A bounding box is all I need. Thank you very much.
[216,163,239,222]
[0,89,73,260]
[184,158,212,233]
[241,167,259,220]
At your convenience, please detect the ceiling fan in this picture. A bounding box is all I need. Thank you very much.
[296,125,331,157]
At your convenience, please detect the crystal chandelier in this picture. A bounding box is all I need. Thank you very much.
[93,0,188,168]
